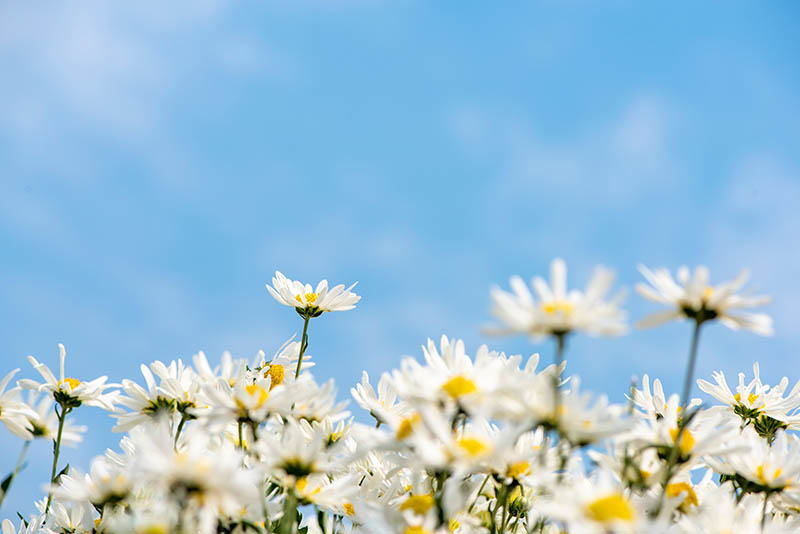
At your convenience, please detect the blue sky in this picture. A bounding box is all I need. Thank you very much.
[1,0,799,516]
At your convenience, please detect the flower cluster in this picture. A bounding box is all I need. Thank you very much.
[0,264,796,534]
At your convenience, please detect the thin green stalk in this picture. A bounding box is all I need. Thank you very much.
[552,333,566,429]
[238,421,245,450]
[46,405,70,514]
[654,319,703,516]
[0,440,31,509]
[467,474,491,513]
[174,415,188,449]
[295,315,311,379]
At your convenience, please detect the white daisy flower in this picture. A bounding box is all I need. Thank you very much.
[351,371,410,426]
[636,265,773,335]
[488,258,627,340]
[266,271,361,316]
[0,368,36,439]
[18,344,118,410]
[705,428,800,495]
[24,393,86,446]
[697,363,800,434]
[51,457,131,508]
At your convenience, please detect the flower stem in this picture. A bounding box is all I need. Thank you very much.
[238,421,245,450]
[552,332,566,428]
[46,404,69,514]
[467,474,491,513]
[654,319,704,516]
[174,414,188,449]
[295,315,311,379]
[679,320,703,410]
[0,440,31,509]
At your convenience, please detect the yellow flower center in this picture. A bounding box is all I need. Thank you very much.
[756,464,783,486]
[137,524,169,534]
[58,377,80,390]
[666,482,698,508]
[449,519,460,532]
[507,461,531,479]
[244,384,269,408]
[405,527,428,534]
[265,364,285,390]
[702,286,713,301]
[295,477,321,497]
[585,493,635,523]
[441,375,477,398]
[396,413,421,440]
[457,437,489,457]
[343,503,355,516]
[295,292,318,305]
[542,300,574,315]
[399,494,435,515]
[669,428,695,456]
[734,392,760,406]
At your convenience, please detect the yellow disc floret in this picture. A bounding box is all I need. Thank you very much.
[399,494,435,515]
[457,437,489,457]
[58,377,81,390]
[585,493,635,523]
[295,292,318,305]
[542,300,574,315]
[266,364,285,390]
[396,413,421,440]
[244,383,269,408]
[666,482,698,509]
[669,428,695,456]
[441,375,477,398]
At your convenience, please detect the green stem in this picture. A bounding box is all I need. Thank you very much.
[174,415,188,449]
[46,405,69,514]
[295,315,311,379]
[238,421,245,450]
[0,440,31,509]
[467,474,491,513]
[654,319,703,516]
[679,320,703,411]
[552,333,566,429]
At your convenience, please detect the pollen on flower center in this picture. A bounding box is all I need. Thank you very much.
[399,494,434,515]
[265,364,285,390]
[441,375,477,398]
[405,527,428,534]
[244,384,269,408]
[666,482,698,508]
[542,300,574,315]
[756,464,783,486]
[585,493,634,523]
[396,413,421,440]
[58,377,81,390]
[457,437,489,457]
[702,286,713,301]
[343,503,355,516]
[669,428,695,456]
[734,392,760,406]
[295,292,318,305]
[507,461,531,479]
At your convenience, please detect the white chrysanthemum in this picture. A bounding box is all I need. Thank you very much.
[266,271,360,314]
[697,363,800,431]
[51,456,131,508]
[0,368,36,439]
[705,428,800,495]
[636,265,773,335]
[18,344,118,410]
[351,371,411,425]
[24,393,86,446]
[631,375,701,421]
[557,377,631,446]
[488,258,627,339]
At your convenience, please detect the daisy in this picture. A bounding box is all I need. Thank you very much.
[636,265,773,335]
[266,271,361,316]
[18,344,118,411]
[351,371,411,426]
[488,258,627,340]
[696,363,800,434]
[0,369,36,439]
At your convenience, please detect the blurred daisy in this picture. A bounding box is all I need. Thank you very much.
[266,271,360,316]
[0,369,35,439]
[18,344,118,410]
[636,265,773,335]
[488,258,627,340]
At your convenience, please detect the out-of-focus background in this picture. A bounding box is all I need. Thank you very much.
[1,0,799,516]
